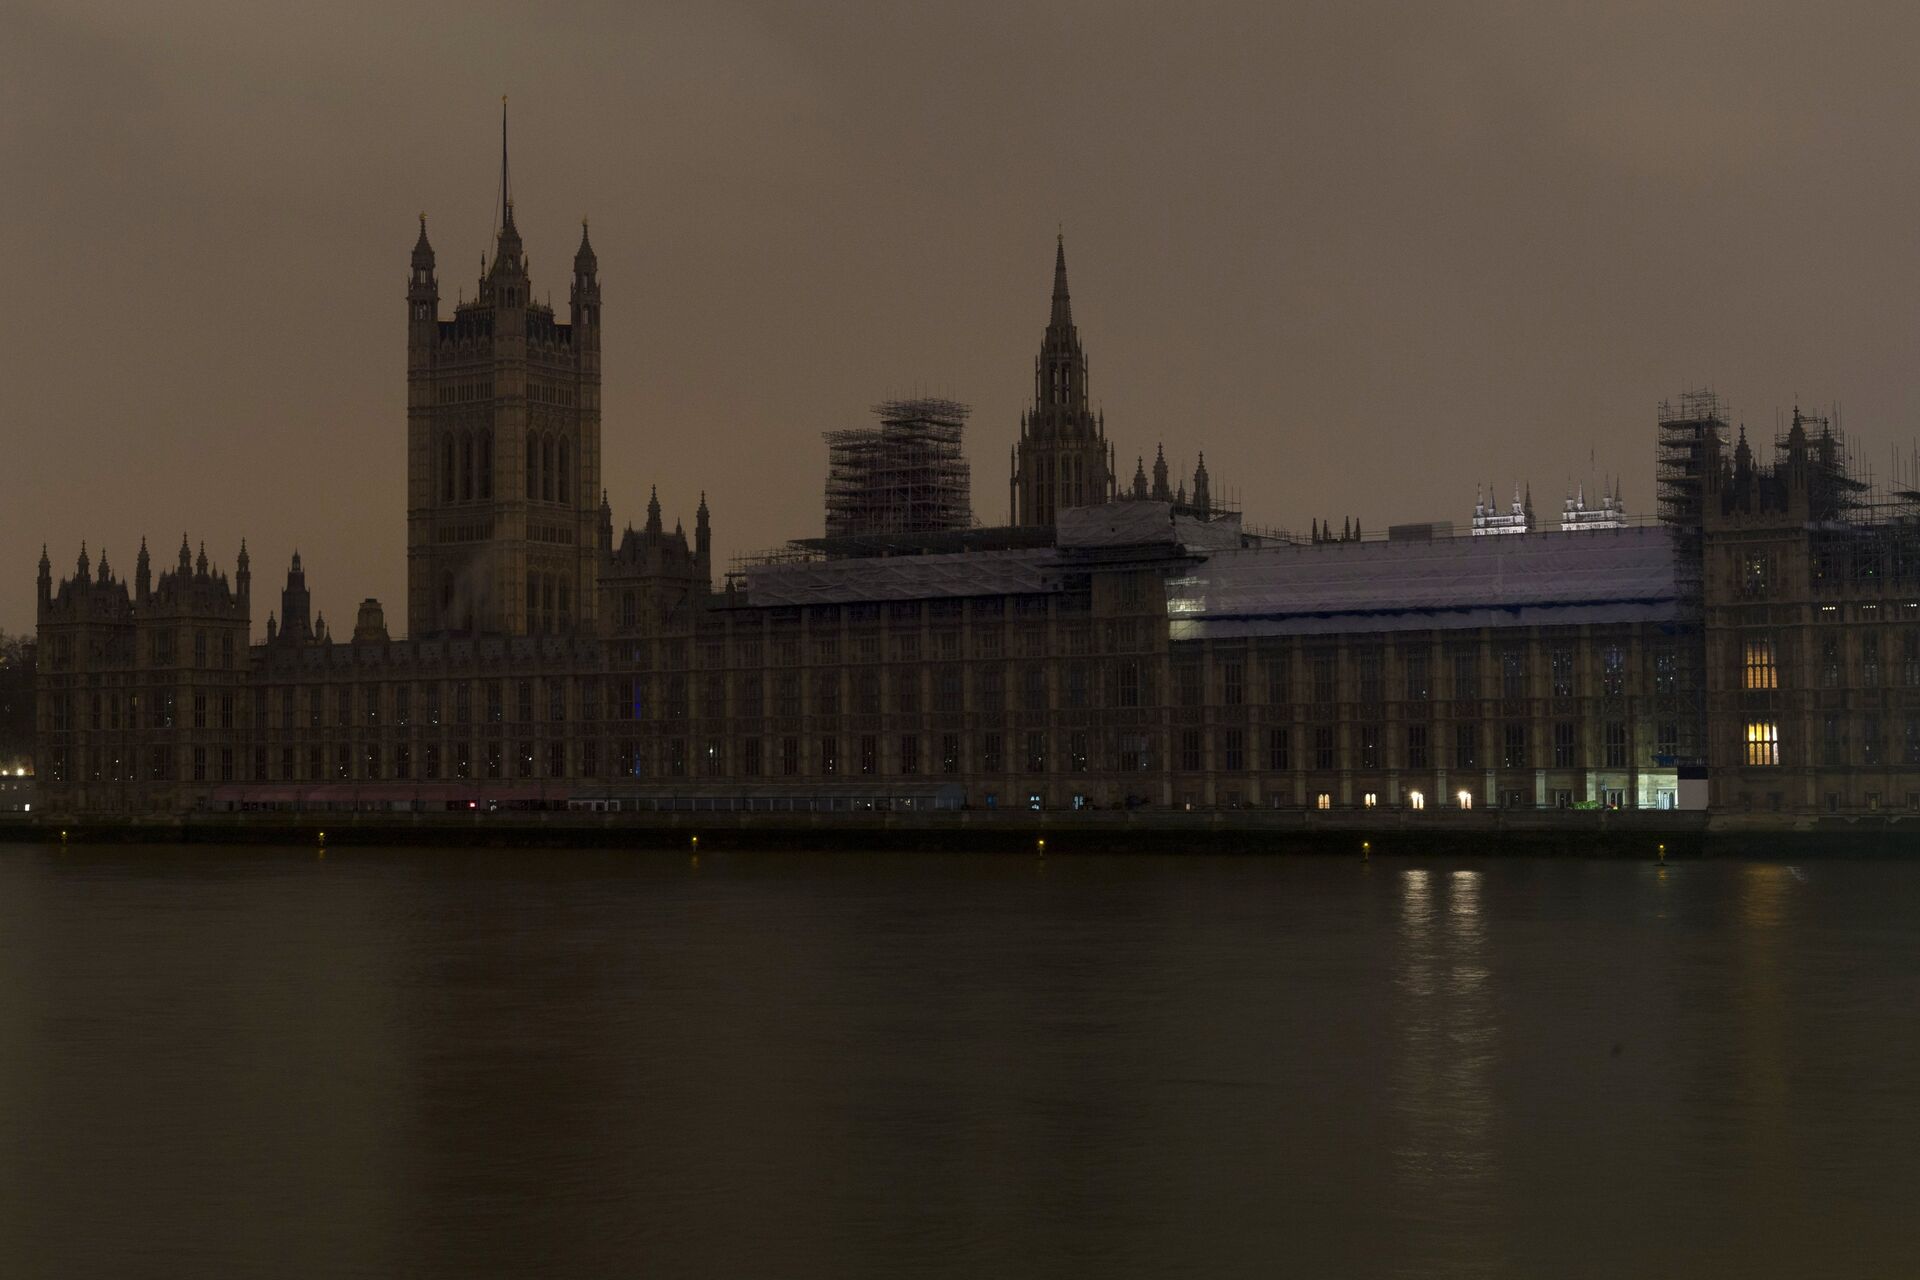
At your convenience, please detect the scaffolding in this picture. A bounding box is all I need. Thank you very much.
[1652,389,1725,770]
[822,399,972,541]
[1656,389,1728,541]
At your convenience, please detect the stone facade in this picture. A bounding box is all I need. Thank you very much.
[1701,411,1920,814]
[31,157,1920,820]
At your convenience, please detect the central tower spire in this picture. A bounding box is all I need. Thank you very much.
[1049,233,1073,335]
[498,94,512,233]
[1011,234,1112,526]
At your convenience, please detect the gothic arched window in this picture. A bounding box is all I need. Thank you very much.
[526,435,538,500]
[459,433,473,502]
[542,437,556,503]
[478,431,494,500]
[557,437,571,504]
[441,435,455,503]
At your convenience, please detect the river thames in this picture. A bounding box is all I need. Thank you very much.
[1,844,1914,1277]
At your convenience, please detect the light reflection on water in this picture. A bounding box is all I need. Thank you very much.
[1,845,1918,1279]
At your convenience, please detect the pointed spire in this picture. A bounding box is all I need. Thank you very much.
[77,541,89,579]
[38,543,50,576]
[645,484,663,535]
[97,548,110,583]
[412,213,434,267]
[196,541,208,576]
[178,533,191,572]
[1048,233,1073,334]
[575,218,597,271]
[498,94,512,233]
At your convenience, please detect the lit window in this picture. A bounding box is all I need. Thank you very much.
[1363,792,1378,808]
[1744,638,1778,690]
[1408,790,1425,811]
[1746,721,1780,766]
[1315,792,1332,810]
[1457,789,1474,810]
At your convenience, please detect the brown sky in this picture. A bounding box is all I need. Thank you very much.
[9,0,1920,635]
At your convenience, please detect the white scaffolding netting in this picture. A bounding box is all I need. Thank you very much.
[1168,525,1682,638]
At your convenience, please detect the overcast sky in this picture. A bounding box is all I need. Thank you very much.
[8,0,1920,633]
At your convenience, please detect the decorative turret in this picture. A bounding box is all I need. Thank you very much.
[277,550,312,645]
[1151,444,1171,502]
[177,534,191,574]
[77,541,90,582]
[1192,453,1211,514]
[195,542,209,578]
[1131,456,1148,500]
[235,539,250,608]
[1471,483,1533,536]
[37,545,51,611]
[135,537,151,602]
[408,213,439,352]
[645,485,663,537]
[352,598,390,645]
[571,219,600,342]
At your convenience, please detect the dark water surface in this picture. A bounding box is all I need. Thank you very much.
[2,845,1917,1278]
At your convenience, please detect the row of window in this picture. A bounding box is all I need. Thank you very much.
[50,690,233,732]
[47,719,1703,788]
[1742,717,1920,767]
[435,430,578,506]
[1174,643,1664,706]
[1741,633,1920,690]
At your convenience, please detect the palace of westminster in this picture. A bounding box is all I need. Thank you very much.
[32,142,1920,819]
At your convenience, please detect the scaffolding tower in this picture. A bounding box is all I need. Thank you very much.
[823,399,973,540]
[1656,389,1728,544]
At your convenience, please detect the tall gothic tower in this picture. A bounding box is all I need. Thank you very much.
[406,105,603,637]
[1011,236,1113,526]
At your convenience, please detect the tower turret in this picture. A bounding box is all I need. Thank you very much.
[408,214,440,362]
[279,551,311,644]
[1193,453,1211,514]
[37,545,50,612]
[135,537,151,602]
[408,107,603,639]
[571,219,600,342]
[1151,444,1171,502]
[235,539,250,609]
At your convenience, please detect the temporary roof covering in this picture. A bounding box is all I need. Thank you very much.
[1058,501,1243,552]
[1168,525,1683,638]
[742,547,1058,606]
